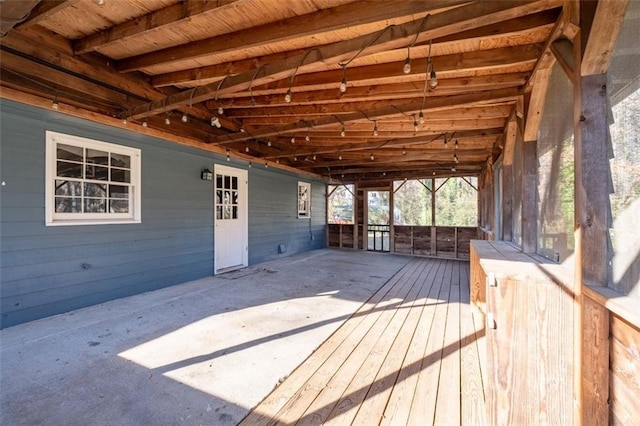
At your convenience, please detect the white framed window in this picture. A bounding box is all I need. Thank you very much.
[298,181,311,218]
[45,131,141,226]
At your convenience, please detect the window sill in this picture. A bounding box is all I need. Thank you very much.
[46,219,141,227]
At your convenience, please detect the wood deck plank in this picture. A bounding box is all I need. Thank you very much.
[313,260,430,425]
[242,257,485,426]
[350,260,440,424]
[460,262,487,425]
[281,260,426,425]
[379,259,446,425]
[434,260,462,425]
[240,259,419,426]
[407,259,453,424]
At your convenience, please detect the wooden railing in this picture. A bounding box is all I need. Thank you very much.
[470,240,640,425]
[327,224,478,259]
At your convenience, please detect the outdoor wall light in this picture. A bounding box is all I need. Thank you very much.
[201,169,213,181]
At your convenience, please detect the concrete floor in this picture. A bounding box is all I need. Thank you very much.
[0,249,410,426]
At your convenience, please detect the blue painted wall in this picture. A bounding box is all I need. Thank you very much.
[0,99,326,328]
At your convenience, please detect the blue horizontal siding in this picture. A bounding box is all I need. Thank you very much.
[1,99,326,328]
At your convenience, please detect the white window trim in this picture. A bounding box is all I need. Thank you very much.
[45,131,142,226]
[298,181,311,218]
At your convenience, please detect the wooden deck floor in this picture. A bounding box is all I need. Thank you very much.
[240,257,487,426]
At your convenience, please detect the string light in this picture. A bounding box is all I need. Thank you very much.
[403,147,407,155]
[312,153,317,160]
[444,134,448,148]
[451,166,456,172]
[265,162,269,168]
[403,50,411,75]
[52,97,59,110]
[454,153,459,163]
[181,113,188,123]
[164,117,170,125]
[370,153,375,161]
[267,140,272,147]
[418,111,425,125]
[248,161,252,168]
[249,65,265,107]
[213,77,228,115]
[276,159,280,164]
[413,114,419,133]
[218,106,224,115]
[285,49,318,103]
[373,121,379,136]
[210,116,221,128]
[142,120,148,127]
[339,65,348,93]
[340,126,346,137]
[284,89,292,104]
[245,145,249,153]
[291,136,295,144]
[226,150,230,162]
[427,39,438,89]
[293,156,298,161]
[339,154,343,160]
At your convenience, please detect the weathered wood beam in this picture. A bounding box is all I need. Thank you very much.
[524,6,568,91]
[550,38,575,80]
[129,1,558,119]
[580,0,628,75]
[13,0,81,30]
[214,87,520,144]
[74,0,239,55]
[523,66,552,141]
[116,0,471,72]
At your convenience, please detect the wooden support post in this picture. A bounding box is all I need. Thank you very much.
[576,72,611,426]
[521,132,537,253]
[431,178,437,255]
[389,181,395,253]
[502,116,516,241]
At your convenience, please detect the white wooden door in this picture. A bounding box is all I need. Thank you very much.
[214,165,248,274]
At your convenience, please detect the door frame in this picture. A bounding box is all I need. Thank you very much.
[213,164,248,274]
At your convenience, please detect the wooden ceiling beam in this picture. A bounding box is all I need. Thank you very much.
[210,73,529,111]
[227,44,541,97]
[14,0,81,30]
[213,87,519,144]
[74,0,240,55]
[129,1,558,119]
[153,7,557,88]
[116,0,470,72]
[0,0,40,36]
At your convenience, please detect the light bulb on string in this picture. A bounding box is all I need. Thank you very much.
[284,88,292,104]
[142,120,148,128]
[370,153,375,161]
[340,126,346,137]
[403,56,411,74]
[413,115,419,133]
[164,117,170,125]
[218,105,224,115]
[419,111,425,125]
[373,121,379,136]
[181,113,188,123]
[245,145,249,153]
[291,136,295,144]
[430,69,438,89]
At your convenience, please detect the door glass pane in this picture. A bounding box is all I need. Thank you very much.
[216,190,222,205]
[216,206,222,220]
[224,175,231,189]
[216,174,223,189]
[232,176,238,190]
[232,190,238,205]
[232,206,238,219]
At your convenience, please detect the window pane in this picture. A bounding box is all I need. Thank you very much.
[224,175,231,189]
[109,199,129,213]
[327,184,354,224]
[55,197,82,213]
[111,168,130,183]
[55,180,81,196]
[109,185,129,199]
[393,179,432,226]
[57,161,83,178]
[110,152,130,168]
[216,174,223,189]
[232,176,238,190]
[434,177,478,226]
[57,144,83,162]
[85,165,108,180]
[86,149,109,165]
[84,198,107,213]
[84,182,107,198]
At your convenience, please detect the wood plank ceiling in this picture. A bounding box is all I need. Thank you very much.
[0,0,570,182]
